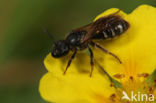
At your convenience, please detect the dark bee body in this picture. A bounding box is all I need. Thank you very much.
[50,11,129,77]
[91,16,129,39]
[66,31,87,50]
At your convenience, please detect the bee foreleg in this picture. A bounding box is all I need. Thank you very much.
[88,47,94,77]
[90,42,122,64]
[63,49,77,75]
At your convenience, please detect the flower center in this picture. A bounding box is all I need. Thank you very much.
[108,74,156,103]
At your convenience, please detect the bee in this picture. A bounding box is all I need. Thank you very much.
[46,10,129,77]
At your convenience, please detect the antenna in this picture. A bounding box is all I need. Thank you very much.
[42,27,55,41]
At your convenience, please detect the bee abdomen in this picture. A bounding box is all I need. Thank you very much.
[93,19,129,39]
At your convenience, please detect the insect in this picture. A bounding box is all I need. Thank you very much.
[45,10,129,77]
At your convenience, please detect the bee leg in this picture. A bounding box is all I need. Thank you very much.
[88,47,94,77]
[90,42,122,64]
[63,50,77,75]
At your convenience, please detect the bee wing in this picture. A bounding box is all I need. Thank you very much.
[81,10,121,43]
[71,23,92,43]
[73,23,92,32]
[80,17,109,43]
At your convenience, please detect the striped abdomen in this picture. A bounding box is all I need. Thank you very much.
[93,18,129,39]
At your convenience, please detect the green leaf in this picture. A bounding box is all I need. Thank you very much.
[95,60,122,89]
[146,69,156,86]
[111,78,122,89]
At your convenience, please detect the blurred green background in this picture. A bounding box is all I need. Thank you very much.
[0,0,155,103]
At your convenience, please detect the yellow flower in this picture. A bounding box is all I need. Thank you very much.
[39,5,156,103]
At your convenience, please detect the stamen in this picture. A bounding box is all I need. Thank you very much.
[137,73,149,78]
[129,76,133,81]
[149,86,154,93]
[113,74,125,79]
[110,83,114,87]
[109,93,116,102]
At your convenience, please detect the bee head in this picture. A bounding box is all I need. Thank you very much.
[51,40,69,58]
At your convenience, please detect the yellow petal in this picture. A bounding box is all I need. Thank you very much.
[39,70,115,103]
[94,5,156,79]
[39,5,156,103]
